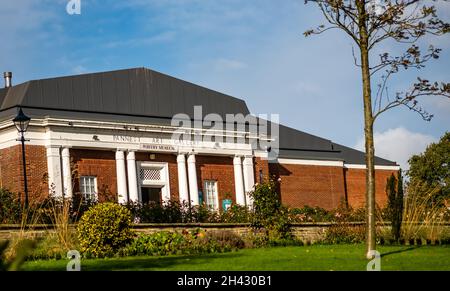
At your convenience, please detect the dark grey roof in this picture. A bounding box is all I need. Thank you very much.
[273,124,397,165]
[275,126,396,165]
[0,67,397,166]
[332,143,397,166]
[278,124,334,152]
[0,68,249,119]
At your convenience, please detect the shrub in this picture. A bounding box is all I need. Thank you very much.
[386,171,404,241]
[120,229,245,257]
[289,206,333,222]
[198,230,245,252]
[178,229,244,254]
[187,204,221,223]
[242,230,270,248]
[134,200,185,223]
[323,223,366,244]
[77,203,135,258]
[322,206,367,244]
[220,205,251,223]
[249,180,292,240]
[289,205,367,223]
[70,194,98,222]
[125,201,223,223]
[27,233,78,260]
[0,188,21,224]
[120,231,185,256]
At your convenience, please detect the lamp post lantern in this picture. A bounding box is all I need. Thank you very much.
[13,108,31,208]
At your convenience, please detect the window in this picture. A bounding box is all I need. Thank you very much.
[204,180,218,211]
[80,176,97,201]
[139,167,162,181]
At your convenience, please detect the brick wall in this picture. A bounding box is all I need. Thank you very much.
[71,151,236,208]
[0,144,398,210]
[270,163,346,210]
[71,149,117,202]
[254,157,270,184]
[196,155,235,209]
[345,168,397,208]
[0,145,48,202]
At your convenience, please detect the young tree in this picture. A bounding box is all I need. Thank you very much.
[386,171,404,241]
[304,0,450,258]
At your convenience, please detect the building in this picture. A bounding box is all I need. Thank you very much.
[0,68,399,210]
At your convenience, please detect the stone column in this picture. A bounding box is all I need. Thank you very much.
[187,154,199,206]
[233,156,246,206]
[46,146,63,198]
[177,153,189,204]
[61,147,73,199]
[242,156,255,207]
[127,151,139,203]
[115,150,128,204]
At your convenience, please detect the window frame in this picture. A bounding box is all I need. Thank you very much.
[203,180,219,211]
[79,175,98,202]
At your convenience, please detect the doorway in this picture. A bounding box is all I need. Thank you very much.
[138,162,171,203]
[141,187,162,204]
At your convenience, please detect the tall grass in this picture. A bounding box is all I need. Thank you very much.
[5,195,80,261]
[4,201,42,260]
[401,184,449,243]
[45,198,77,250]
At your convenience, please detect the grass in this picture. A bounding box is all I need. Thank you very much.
[22,244,450,271]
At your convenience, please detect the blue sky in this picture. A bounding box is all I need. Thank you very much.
[1,0,449,169]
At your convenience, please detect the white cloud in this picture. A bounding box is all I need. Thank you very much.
[355,127,437,170]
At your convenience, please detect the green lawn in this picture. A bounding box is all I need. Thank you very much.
[22,244,450,271]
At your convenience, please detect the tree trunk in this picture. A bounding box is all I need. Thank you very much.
[357,1,376,259]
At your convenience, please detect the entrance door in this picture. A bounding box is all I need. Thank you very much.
[141,187,162,205]
[138,162,171,203]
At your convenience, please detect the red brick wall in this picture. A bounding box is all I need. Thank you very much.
[270,163,346,210]
[0,145,48,202]
[135,153,180,202]
[71,151,236,208]
[71,149,117,202]
[345,168,397,208]
[196,155,235,209]
[0,144,398,210]
[254,157,270,184]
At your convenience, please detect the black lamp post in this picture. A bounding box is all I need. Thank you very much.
[13,108,31,208]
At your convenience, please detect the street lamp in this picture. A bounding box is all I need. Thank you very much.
[13,108,31,208]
